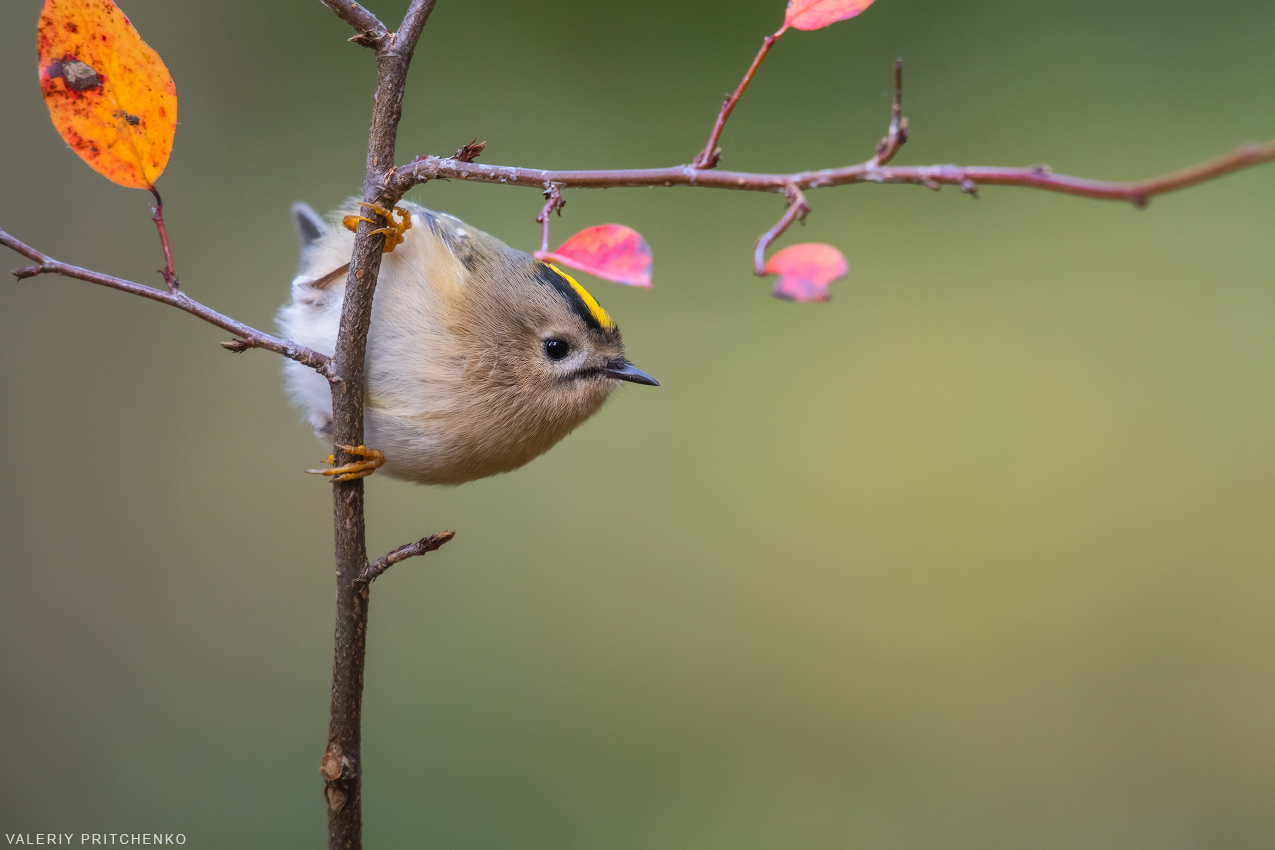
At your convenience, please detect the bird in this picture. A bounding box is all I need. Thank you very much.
[278,200,658,485]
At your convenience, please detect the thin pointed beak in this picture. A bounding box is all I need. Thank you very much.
[604,359,660,386]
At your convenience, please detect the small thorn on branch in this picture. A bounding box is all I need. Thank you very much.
[220,338,253,353]
[348,31,385,48]
[451,139,486,163]
[353,531,455,591]
[960,178,979,199]
[1132,194,1149,210]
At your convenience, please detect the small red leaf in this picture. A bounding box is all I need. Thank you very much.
[764,243,848,302]
[783,0,876,31]
[536,224,652,288]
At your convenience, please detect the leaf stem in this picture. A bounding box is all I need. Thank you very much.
[149,188,178,292]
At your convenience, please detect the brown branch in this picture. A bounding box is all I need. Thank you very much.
[353,531,455,591]
[322,2,437,848]
[754,187,810,275]
[149,188,179,292]
[870,58,908,167]
[0,228,332,376]
[396,139,1275,206]
[319,0,389,48]
[693,27,786,169]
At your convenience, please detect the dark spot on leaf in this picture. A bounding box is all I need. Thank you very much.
[46,57,101,92]
[64,22,78,33]
[113,110,141,126]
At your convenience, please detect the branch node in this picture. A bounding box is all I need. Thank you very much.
[12,265,45,280]
[1132,193,1149,210]
[960,178,980,199]
[452,139,487,163]
[692,147,722,170]
[348,31,386,49]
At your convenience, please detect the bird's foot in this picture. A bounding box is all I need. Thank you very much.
[307,444,386,482]
[342,203,412,253]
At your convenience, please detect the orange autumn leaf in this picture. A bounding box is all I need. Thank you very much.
[764,243,849,302]
[536,224,653,288]
[38,0,177,190]
[783,0,877,32]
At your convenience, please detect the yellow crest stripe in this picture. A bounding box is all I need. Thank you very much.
[551,264,615,330]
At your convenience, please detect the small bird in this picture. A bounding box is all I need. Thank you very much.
[278,200,658,485]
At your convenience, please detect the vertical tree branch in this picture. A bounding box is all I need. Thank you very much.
[321,2,437,849]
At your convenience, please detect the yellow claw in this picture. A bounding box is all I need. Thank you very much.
[306,444,386,482]
[340,203,412,253]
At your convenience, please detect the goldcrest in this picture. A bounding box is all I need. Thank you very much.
[279,201,658,485]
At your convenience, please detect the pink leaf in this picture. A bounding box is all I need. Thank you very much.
[783,0,876,31]
[764,243,848,302]
[536,224,652,288]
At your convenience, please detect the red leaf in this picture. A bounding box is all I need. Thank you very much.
[536,224,652,288]
[764,243,848,302]
[783,0,876,32]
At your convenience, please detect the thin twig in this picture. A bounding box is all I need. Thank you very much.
[870,58,908,167]
[353,531,455,592]
[397,139,1275,206]
[149,188,179,292]
[535,184,565,255]
[754,187,810,275]
[693,26,787,169]
[0,228,333,376]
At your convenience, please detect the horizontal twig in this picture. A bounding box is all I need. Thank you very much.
[1,229,333,377]
[353,531,455,591]
[396,139,1275,206]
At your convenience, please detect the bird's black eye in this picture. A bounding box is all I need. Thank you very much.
[543,339,571,361]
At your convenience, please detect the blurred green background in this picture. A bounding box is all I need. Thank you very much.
[3,0,1275,847]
